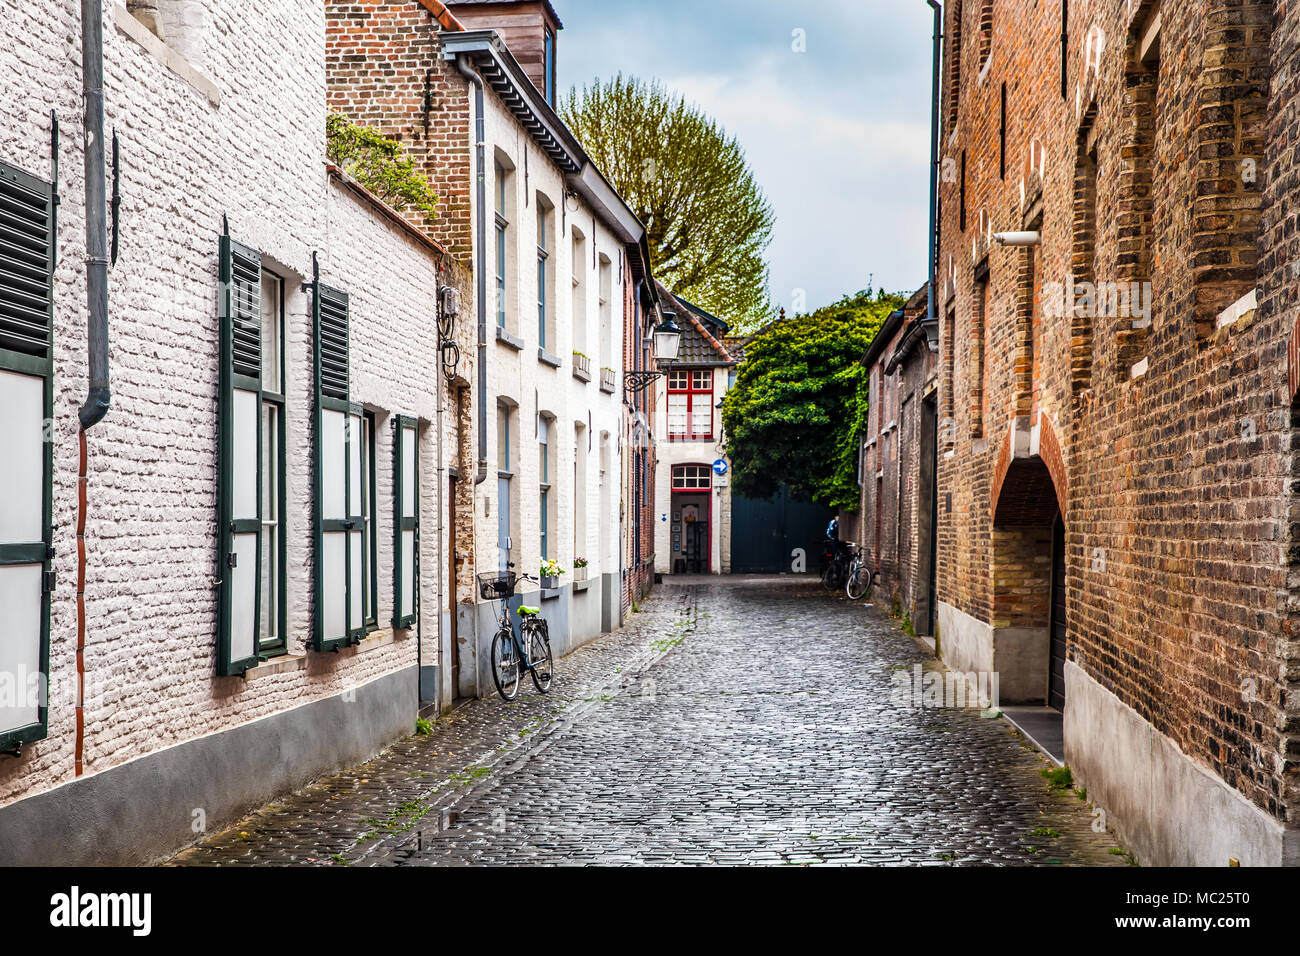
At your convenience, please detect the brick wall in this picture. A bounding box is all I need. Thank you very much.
[325,1,473,260]
[0,0,446,811]
[937,0,1292,822]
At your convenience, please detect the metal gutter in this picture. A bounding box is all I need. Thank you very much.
[923,0,942,351]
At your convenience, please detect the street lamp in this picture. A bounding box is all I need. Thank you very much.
[624,308,683,394]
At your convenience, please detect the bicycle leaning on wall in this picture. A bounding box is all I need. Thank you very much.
[479,568,555,701]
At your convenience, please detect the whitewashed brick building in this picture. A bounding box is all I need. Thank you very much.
[0,0,459,864]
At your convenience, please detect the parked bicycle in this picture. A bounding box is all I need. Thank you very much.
[820,537,854,591]
[479,568,554,701]
[845,545,879,601]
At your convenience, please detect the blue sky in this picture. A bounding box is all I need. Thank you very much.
[556,0,935,316]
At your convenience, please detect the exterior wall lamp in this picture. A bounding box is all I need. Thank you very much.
[624,308,683,394]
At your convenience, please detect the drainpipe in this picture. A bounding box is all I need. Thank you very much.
[456,54,488,490]
[80,0,111,429]
[923,0,942,351]
[75,0,111,779]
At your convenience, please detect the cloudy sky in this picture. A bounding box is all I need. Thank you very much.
[556,0,935,316]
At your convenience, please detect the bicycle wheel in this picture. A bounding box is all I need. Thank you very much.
[490,627,521,701]
[528,622,554,694]
[821,563,838,590]
[846,562,870,600]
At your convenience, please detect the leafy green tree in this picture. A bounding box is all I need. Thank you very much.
[722,289,907,510]
[561,75,775,330]
[326,112,439,219]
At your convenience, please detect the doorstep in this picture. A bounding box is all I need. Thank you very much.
[1000,706,1065,765]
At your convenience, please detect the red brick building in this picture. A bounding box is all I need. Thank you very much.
[856,285,937,633]
[935,0,1299,864]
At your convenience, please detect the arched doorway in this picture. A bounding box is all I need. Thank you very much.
[991,452,1066,707]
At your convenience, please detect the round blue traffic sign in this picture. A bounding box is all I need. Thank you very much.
[712,459,729,476]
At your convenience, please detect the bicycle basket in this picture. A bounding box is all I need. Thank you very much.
[478,571,518,601]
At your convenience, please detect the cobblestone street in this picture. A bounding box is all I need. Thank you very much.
[171,577,1125,866]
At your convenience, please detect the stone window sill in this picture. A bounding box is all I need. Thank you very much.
[244,653,308,680]
[496,326,524,351]
[541,588,562,601]
[538,348,561,368]
[573,579,593,593]
[113,3,220,106]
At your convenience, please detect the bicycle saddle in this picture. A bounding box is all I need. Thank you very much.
[518,606,541,616]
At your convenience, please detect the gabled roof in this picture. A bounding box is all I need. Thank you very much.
[658,283,735,366]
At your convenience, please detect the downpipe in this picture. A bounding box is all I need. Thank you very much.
[924,0,942,350]
[456,54,489,490]
[80,0,111,429]
[76,0,112,777]
[456,53,487,700]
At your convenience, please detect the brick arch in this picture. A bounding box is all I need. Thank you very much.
[991,415,1067,526]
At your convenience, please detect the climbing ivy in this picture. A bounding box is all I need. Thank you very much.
[326,111,439,219]
[722,288,905,510]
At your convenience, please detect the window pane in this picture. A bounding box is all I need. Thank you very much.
[497,406,510,471]
[667,394,688,435]
[260,403,279,645]
[691,397,711,437]
[668,370,688,390]
[260,272,281,394]
[693,370,712,391]
[540,489,548,559]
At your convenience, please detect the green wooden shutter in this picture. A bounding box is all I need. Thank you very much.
[392,415,418,629]
[0,158,55,751]
[314,283,364,650]
[216,236,263,676]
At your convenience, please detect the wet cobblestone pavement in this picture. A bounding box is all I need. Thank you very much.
[170,577,1126,866]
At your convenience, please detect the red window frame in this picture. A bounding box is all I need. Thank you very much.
[671,464,712,491]
[666,369,714,440]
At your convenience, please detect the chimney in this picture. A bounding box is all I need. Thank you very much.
[448,1,562,105]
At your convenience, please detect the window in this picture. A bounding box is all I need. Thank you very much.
[216,236,266,675]
[361,410,377,630]
[494,159,511,331]
[259,269,286,657]
[598,254,612,372]
[667,369,714,440]
[971,262,988,439]
[312,282,367,650]
[0,157,55,748]
[573,422,587,562]
[392,416,418,629]
[497,402,515,572]
[544,28,556,105]
[672,464,712,491]
[999,82,1007,179]
[538,415,554,559]
[959,150,967,233]
[536,194,554,353]
[572,229,587,357]
[1060,0,1069,99]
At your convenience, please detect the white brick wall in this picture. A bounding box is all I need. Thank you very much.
[472,92,626,592]
[0,1,447,809]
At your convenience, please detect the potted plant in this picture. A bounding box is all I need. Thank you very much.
[540,558,565,589]
[574,556,588,581]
